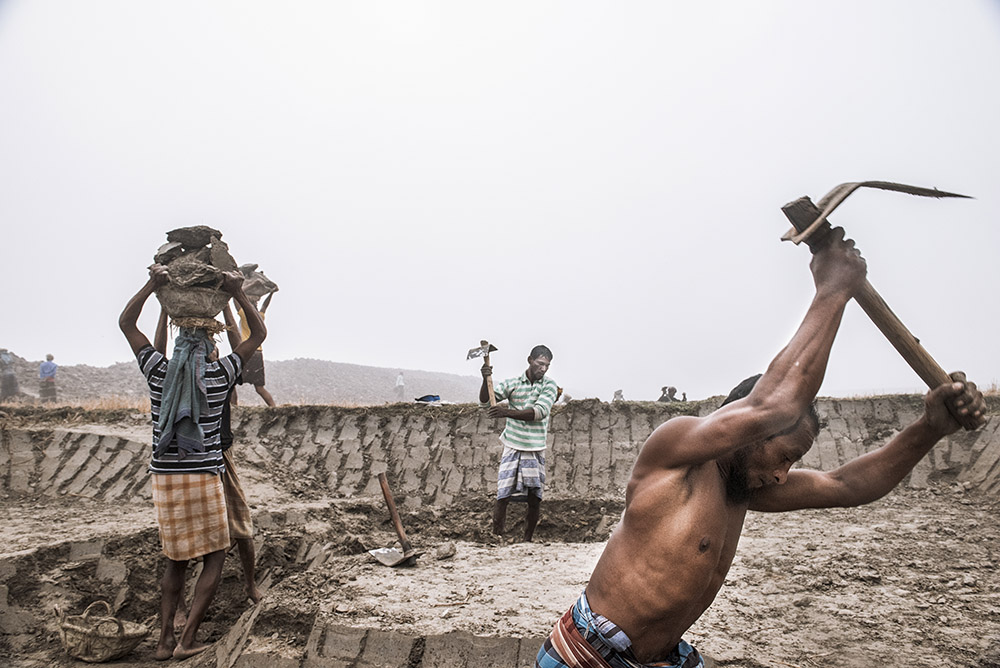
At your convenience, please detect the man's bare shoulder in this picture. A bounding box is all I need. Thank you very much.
[633,415,708,471]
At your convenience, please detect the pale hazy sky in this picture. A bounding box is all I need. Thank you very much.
[1,1,998,401]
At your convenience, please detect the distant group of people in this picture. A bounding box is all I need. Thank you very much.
[658,385,685,402]
[610,386,686,402]
[0,348,58,404]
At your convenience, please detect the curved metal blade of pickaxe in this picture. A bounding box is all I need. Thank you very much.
[467,340,499,406]
[782,181,973,245]
[467,341,498,360]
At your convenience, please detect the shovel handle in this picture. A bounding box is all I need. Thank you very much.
[377,473,413,553]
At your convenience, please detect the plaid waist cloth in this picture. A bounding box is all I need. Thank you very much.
[151,473,230,561]
[497,446,546,501]
[536,592,703,668]
[221,449,253,540]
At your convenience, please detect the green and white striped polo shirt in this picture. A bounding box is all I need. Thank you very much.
[490,373,558,451]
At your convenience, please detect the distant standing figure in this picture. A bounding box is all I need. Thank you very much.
[39,354,57,403]
[612,389,625,402]
[395,372,405,401]
[0,349,19,402]
[237,291,276,407]
[658,386,680,402]
[480,344,558,542]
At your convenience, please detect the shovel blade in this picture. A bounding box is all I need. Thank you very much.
[368,547,421,567]
[369,547,407,566]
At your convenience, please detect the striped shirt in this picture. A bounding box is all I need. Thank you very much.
[489,373,558,452]
[136,345,242,475]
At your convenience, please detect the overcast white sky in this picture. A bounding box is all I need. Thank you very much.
[1,1,998,401]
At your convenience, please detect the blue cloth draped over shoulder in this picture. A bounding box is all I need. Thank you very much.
[156,328,212,459]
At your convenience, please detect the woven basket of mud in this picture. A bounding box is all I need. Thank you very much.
[56,600,150,663]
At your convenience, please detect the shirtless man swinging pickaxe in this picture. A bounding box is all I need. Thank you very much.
[536,182,987,668]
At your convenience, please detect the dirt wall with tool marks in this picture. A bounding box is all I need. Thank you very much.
[3,396,999,506]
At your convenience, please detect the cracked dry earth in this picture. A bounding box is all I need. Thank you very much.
[4,480,1000,667]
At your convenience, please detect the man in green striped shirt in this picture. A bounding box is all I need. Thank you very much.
[480,344,558,542]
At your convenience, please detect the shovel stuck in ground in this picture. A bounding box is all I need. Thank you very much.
[369,472,422,567]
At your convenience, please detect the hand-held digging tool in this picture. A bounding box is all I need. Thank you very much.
[368,472,420,567]
[467,340,498,407]
[781,181,982,431]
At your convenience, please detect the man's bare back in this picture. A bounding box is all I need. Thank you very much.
[537,227,986,667]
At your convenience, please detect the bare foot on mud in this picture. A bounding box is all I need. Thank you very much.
[154,638,176,661]
[247,584,263,604]
[172,642,211,660]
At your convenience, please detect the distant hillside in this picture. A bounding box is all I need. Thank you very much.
[243,358,481,406]
[0,352,480,406]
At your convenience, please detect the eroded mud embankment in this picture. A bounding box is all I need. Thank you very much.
[2,396,999,505]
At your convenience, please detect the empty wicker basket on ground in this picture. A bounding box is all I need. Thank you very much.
[56,600,150,663]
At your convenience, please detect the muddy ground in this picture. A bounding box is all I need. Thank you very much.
[4,479,1000,666]
[3,404,1000,667]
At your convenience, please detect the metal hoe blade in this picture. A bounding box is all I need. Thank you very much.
[466,341,498,360]
[782,180,973,246]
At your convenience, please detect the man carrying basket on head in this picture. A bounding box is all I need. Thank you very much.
[120,263,266,660]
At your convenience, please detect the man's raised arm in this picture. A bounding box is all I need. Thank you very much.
[153,308,169,355]
[221,303,243,352]
[119,265,169,356]
[224,272,266,364]
[636,227,869,470]
[750,372,986,512]
[479,363,494,404]
[259,290,274,315]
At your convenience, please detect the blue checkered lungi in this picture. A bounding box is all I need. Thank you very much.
[497,446,545,501]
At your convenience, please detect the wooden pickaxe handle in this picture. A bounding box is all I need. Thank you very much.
[783,197,979,431]
[484,347,497,407]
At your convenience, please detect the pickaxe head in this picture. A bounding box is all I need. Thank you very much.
[466,340,498,360]
[781,180,972,248]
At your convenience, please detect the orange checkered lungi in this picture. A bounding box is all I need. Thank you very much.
[151,473,230,561]
[221,449,253,540]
